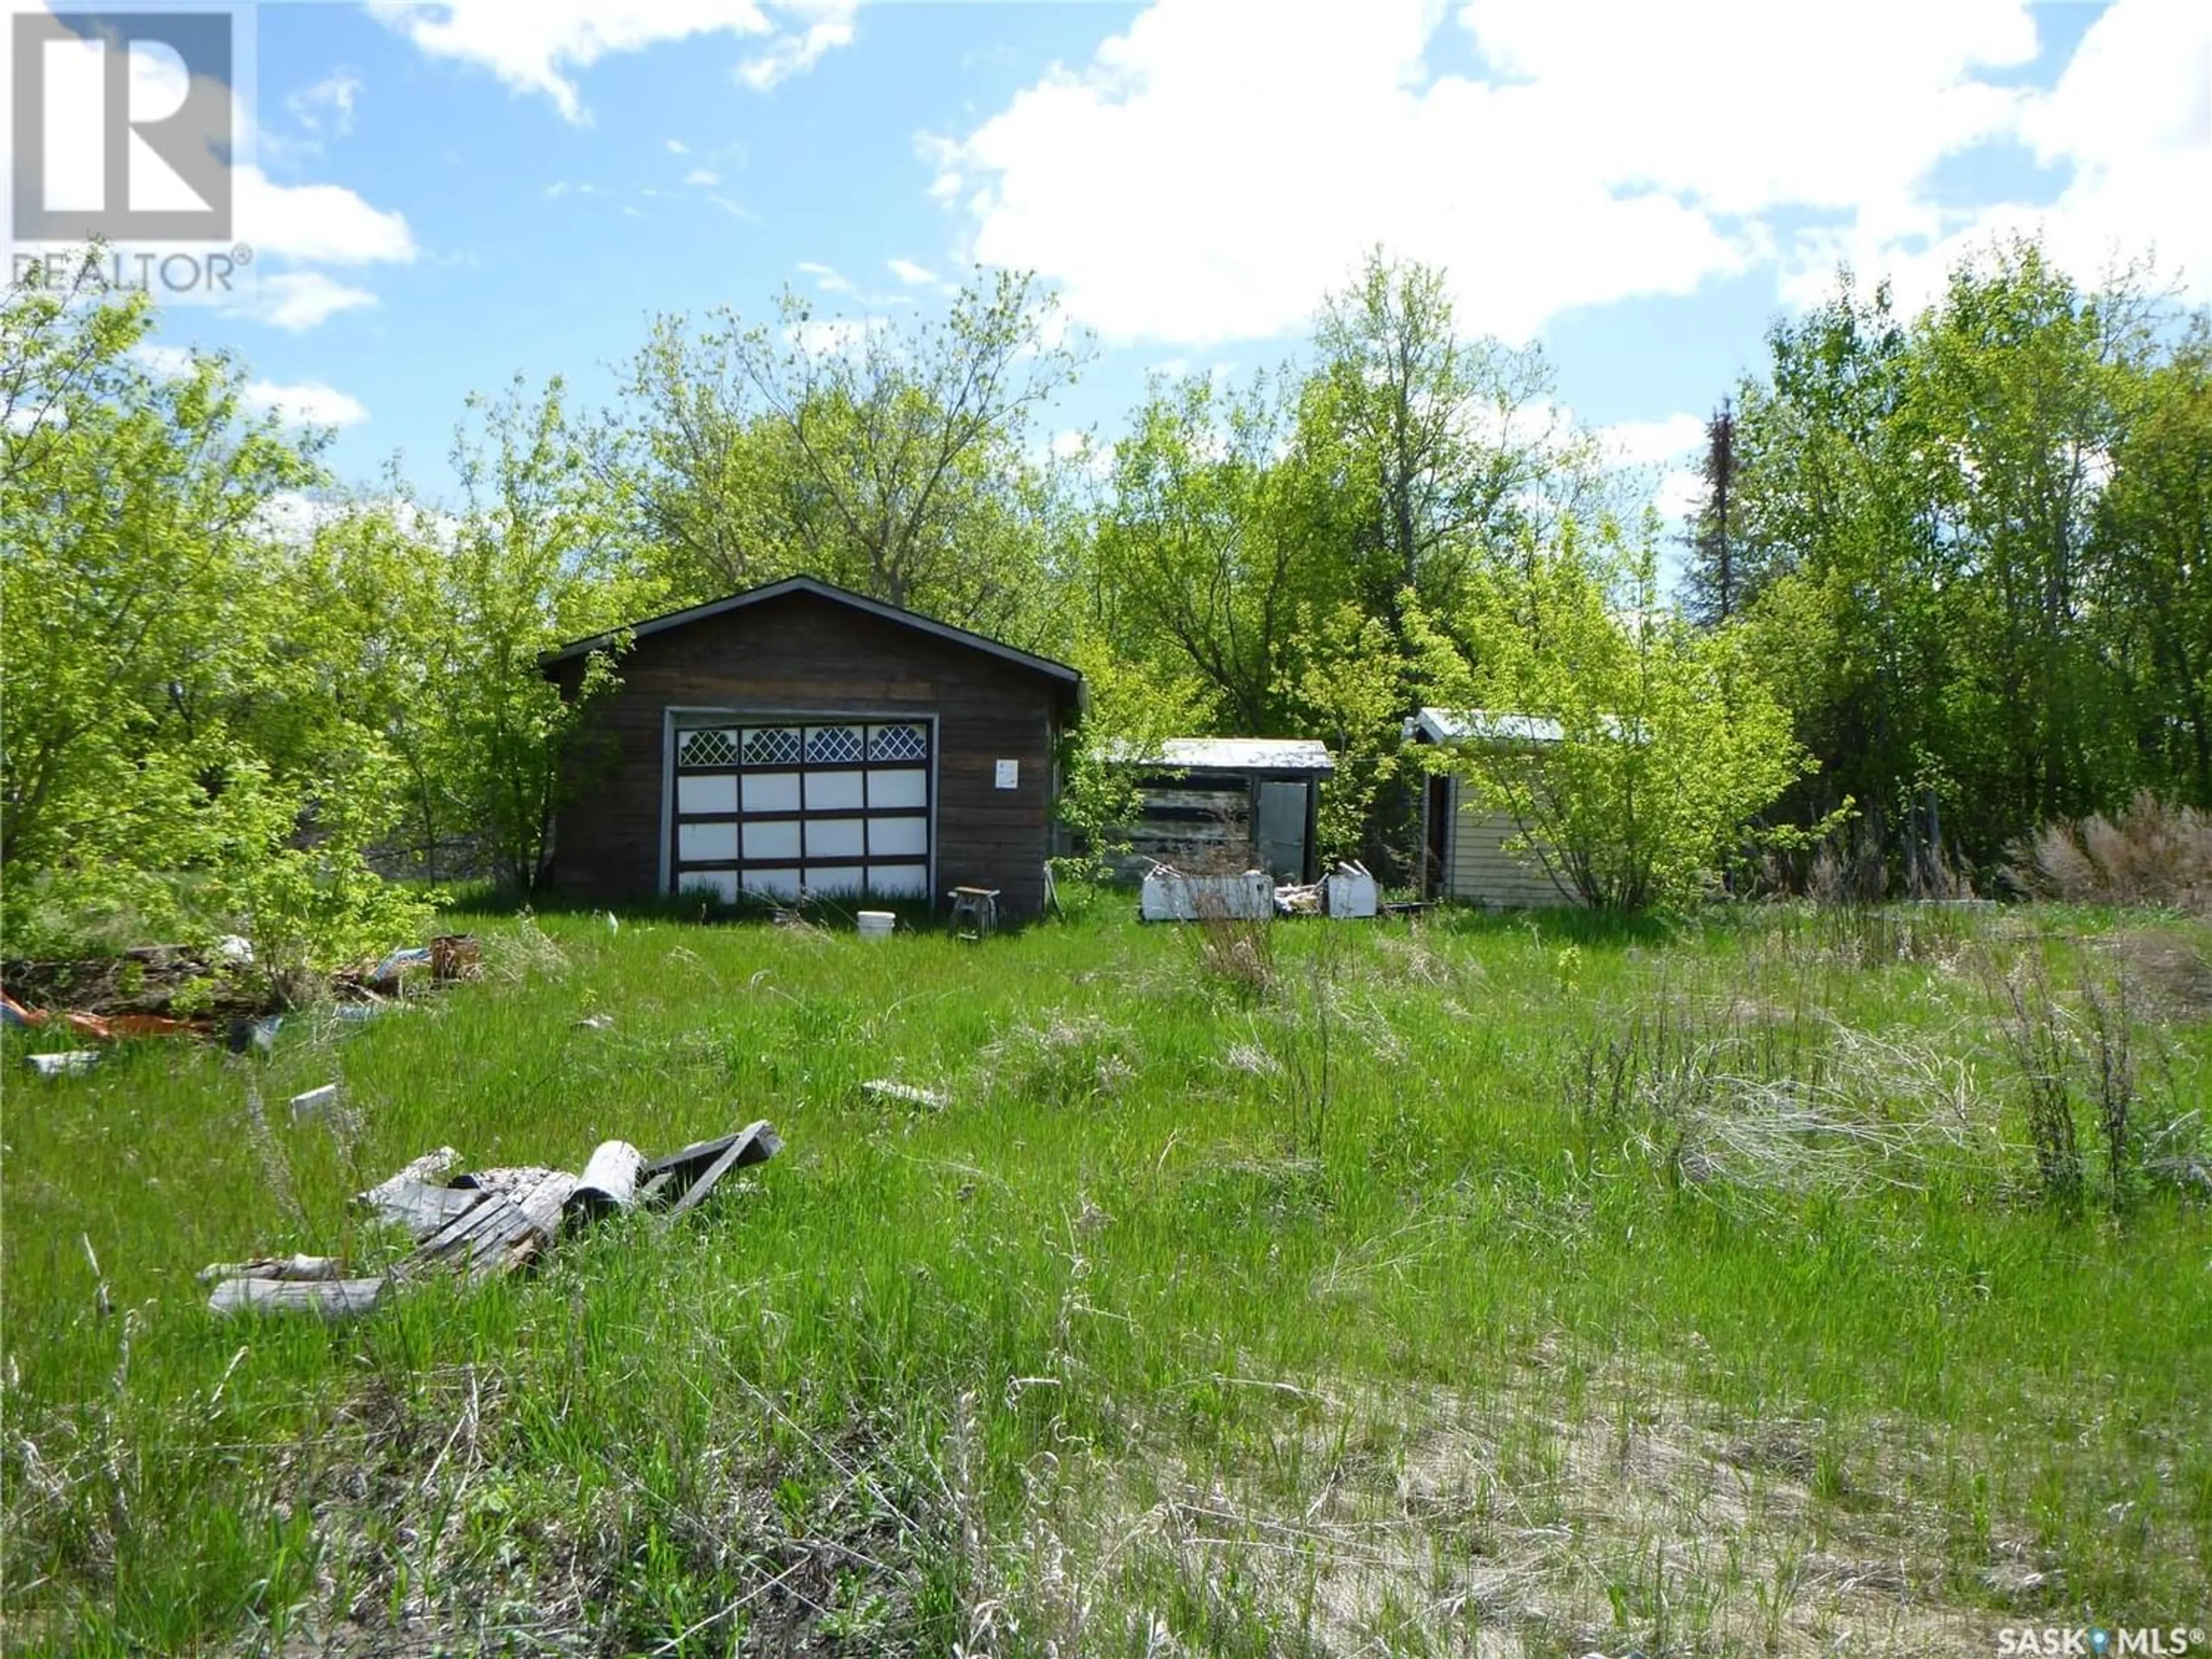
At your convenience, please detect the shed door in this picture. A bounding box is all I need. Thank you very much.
[669,719,932,904]
[1254,781,1308,881]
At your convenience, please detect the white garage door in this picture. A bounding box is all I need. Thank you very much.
[669,718,933,904]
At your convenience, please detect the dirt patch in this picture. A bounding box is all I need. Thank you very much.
[1018,1365,2037,1657]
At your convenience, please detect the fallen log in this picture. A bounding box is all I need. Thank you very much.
[209,1275,388,1318]
[567,1139,643,1219]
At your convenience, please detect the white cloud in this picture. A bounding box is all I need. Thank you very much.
[1783,0,2212,311]
[372,1,853,122]
[934,0,2209,347]
[255,491,460,547]
[887,257,938,286]
[252,271,380,331]
[237,166,417,265]
[1601,412,1706,469]
[131,349,369,427]
[131,344,200,378]
[286,71,361,138]
[683,166,720,186]
[243,380,370,429]
[666,137,690,153]
[372,1,772,122]
[797,260,857,294]
[737,1,856,90]
[787,316,891,357]
[255,490,344,544]
[1599,413,1713,527]
[1653,468,1707,527]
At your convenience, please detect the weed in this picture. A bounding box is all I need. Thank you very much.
[2009,791,2212,912]
[1999,957,2086,1214]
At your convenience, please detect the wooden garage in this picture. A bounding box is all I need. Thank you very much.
[541,577,1084,918]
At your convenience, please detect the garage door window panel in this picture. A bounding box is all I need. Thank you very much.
[672,715,932,900]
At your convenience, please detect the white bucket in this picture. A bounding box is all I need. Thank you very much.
[857,910,896,939]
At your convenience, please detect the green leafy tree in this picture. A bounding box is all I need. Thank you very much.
[613,270,1085,645]
[1411,519,1820,911]
[1086,371,1308,733]
[2092,322,2212,806]
[1733,238,2179,876]
[1306,249,1600,634]
[0,253,433,967]
[2,263,317,873]
[434,377,650,891]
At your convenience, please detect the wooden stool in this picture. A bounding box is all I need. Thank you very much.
[947,886,1001,941]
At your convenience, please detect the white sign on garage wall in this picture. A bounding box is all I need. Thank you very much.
[995,759,1018,789]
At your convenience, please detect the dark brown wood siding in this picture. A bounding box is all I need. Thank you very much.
[547,590,1067,916]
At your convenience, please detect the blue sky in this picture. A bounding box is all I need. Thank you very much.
[30,0,2212,522]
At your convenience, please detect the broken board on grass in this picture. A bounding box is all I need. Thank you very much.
[355,1147,479,1237]
[637,1119,782,1218]
[400,1170,575,1283]
[207,1123,779,1319]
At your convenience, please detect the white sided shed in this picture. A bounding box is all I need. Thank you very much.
[1406,709,1574,908]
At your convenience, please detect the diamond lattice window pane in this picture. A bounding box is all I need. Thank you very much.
[677,728,738,767]
[868,723,927,761]
[742,727,802,766]
[806,725,862,763]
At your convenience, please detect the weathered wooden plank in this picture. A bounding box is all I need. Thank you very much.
[209,1275,388,1319]
[660,1138,749,1222]
[362,1148,457,1187]
[405,1195,536,1282]
[513,1171,579,1238]
[1138,788,1250,813]
[641,1121,781,1177]
[451,1164,563,1199]
[362,1181,480,1239]
[355,1149,479,1238]
[645,1120,781,1217]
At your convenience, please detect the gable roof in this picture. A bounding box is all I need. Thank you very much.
[1105,737,1336,775]
[541,574,1085,696]
[1407,707,1566,745]
[1407,707,1630,745]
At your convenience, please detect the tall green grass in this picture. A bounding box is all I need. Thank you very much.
[3,901,2207,1654]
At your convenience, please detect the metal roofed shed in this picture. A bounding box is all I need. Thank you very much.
[1405,706,1575,908]
[1101,737,1336,884]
